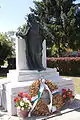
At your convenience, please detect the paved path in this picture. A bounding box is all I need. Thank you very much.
[47,110,80,120]
[0,94,80,120]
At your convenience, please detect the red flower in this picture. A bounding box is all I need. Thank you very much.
[18,92,23,98]
[62,94,66,99]
[68,89,72,92]
[23,93,31,101]
[14,97,19,102]
[23,93,28,98]
[62,89,67,93]
[68,94,72,98]
[27,95,31,101]
[18,97,22,101]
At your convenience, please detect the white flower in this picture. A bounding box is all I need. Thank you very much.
[17,106,20,110]
[42,78,45,83]
[21,107,24,111]
[20,101,24,107]
[28,102,32,108]
[22,98,32,108]
[27,106,30,110]
[23,98,28,103]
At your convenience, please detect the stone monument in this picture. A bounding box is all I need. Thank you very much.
[1,14,74,115]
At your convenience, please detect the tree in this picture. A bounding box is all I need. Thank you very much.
[0,33,14,65]
[17,23,27,34]
[29,0,79,57]
[5,31,16,56]
[66,5,80,51]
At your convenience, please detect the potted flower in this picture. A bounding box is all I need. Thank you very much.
[14,92,32,118]
[62,89,74,104]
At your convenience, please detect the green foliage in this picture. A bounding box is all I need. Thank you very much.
[30,0,80,57]
[0,33,14,65]
[17,24,27,33]
[5,31,16,56]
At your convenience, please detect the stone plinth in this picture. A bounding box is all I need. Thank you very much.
[2,68,74,115]
[7,68,60,82]
[2,81,32,115]
[16,37,28,70]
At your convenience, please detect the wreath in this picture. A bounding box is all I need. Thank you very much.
[28,78,64,116]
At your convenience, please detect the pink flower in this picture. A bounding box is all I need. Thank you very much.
[62,94,66,99]
[68,89,73,93]
[68,94,72,98]
[62,89,67,93]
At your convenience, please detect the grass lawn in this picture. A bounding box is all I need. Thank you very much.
[61,76,80,94]
[70,77,80,94]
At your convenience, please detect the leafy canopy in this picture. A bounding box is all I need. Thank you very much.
[0,33,14,65]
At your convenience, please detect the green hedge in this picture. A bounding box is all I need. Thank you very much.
[47,57,80,75]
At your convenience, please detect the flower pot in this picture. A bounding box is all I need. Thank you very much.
[17,109,28,118]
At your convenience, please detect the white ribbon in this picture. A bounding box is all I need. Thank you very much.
[28,80,45,117]
[28,78,57,117]
[51,89,59,95]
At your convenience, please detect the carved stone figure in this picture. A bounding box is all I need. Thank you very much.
[16,14,45,71]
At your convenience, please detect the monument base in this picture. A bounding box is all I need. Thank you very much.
[1,68,74,115]
[7,68,61,82]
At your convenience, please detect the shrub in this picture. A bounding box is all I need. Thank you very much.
[7,57,16,69]
[0,33,14,65]
[47,57,80,75]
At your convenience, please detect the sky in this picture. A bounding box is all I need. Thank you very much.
[0,0,80,33]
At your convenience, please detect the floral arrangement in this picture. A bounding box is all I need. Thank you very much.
[62,89,74,103]
[29,79,63,116]
[14,92,32,111]
[13,80,75,118]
